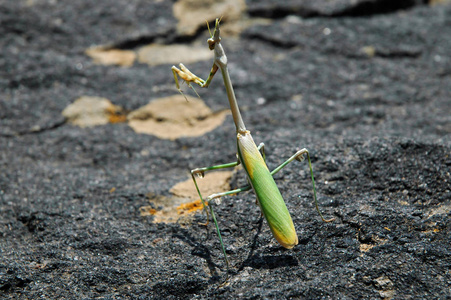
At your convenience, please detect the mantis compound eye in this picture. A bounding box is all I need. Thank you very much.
[208,39,215,50]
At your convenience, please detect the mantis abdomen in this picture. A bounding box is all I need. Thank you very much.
[237,130,298,249]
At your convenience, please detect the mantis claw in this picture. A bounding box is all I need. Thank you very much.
[192,169,205,178]
[322,216,336,223]
[295,153,305,162]
[206,194,222,205]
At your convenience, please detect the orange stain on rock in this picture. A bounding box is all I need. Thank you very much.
[177,199,206,215]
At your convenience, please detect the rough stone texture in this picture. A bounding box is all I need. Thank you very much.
[1,0,450,299]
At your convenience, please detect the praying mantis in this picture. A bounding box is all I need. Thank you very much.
[172,18,334,272]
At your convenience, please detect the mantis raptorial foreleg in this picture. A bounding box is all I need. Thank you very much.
[172,62,219,100]
[172,63,219,90]
[172,19,222,98]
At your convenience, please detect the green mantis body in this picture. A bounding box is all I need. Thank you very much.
[237,131,298,248]
[172,18,334,272]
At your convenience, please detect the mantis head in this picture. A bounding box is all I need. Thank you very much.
[207,17,222,50]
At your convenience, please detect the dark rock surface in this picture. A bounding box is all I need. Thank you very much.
[1,0,450,298]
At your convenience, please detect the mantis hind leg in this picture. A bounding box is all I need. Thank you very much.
[190,160,242,274]
[268,148,335,223]
[190,151,272,273]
